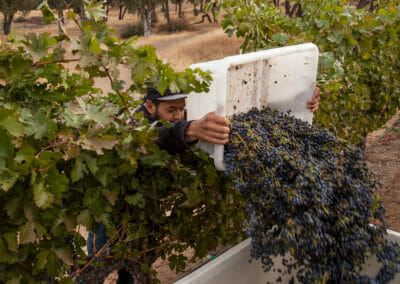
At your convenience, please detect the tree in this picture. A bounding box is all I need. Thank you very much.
[123,0,162,37]
[161,0,170,26]
[0,0,39,35]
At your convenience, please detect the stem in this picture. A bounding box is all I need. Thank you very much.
[103,66,136,127]
[32,58,79,67]
[72,227,123,277]
[35,141,68,158]
[140,240,171,254]
[73,18,83,32]
[32,160,59,172]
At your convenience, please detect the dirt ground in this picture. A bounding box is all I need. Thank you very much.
[364,114,400,233]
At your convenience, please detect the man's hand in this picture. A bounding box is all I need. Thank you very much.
[185,112,230,145]
[306,87,320,112]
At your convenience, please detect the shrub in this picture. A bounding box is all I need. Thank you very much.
[158,19,192,33]
[121,22,144,38]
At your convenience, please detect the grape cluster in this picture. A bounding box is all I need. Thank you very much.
[224,107,400,283]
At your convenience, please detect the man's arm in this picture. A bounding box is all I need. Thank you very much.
[155,112,229,153]
[185,112,230,145]
[156,120,196,154]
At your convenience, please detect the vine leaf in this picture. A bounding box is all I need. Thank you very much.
[19,222,36,244]
[85,0,107,21]
[0,169,19,192]
[24,111,57,139]
[33,181,53,208]
[0,109,23,137]
[3,231,18,252]
[71,157,88,183]
[79,135,118,155]
[21,33,57,62]
[54,247,74,265]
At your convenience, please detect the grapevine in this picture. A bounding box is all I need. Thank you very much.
[225,107,400,283]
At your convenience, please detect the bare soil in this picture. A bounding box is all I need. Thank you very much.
[365,114,400,232]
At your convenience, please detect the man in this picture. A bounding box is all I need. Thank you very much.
[136,87,320,153]
[88,86,320,283]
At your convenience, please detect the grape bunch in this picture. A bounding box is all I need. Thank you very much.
[224,107,400,283]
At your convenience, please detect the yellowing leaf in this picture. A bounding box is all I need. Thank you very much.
[19,222,36,244]
[54,247,74,265]
[33,182,53,208]
[79,135,118,154]
[0,169,19,192]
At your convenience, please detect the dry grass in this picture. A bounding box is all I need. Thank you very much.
[156,28,244,71]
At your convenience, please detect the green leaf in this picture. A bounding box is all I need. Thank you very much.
[0,109,23,136]
[3,231,18,251]
[125,193,145,208]
[77,209,92,228]
[24,111,57,139]
[226,28,235,37]
[140,151,170,167]
[66,11,76,20]
[33,181,53,208]
[46,250,62,278]
[35,151,62,169]
[4,197,22,219]
[54,247,74,265]
[15,147,35,173]
[39,2,57,24]
[19,222,36,244]
[47,168,68,199]
[0,169,19,192]
[0,129,13,159]
[63,108,84,128]
[22,33,58,62]
[74,97,116,126]
[85,0,107,21]
[271,33,290,45]
[81,152,98,174]
[71,157,88,182]
[33,249,49,274]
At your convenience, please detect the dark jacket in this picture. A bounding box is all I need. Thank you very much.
[135,104,197,154]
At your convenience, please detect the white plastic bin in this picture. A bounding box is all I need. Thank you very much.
[175,230,400,284]
[186,43,319,170]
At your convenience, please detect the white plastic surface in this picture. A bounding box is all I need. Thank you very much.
[186,43,319,170]
[175,230,400,284]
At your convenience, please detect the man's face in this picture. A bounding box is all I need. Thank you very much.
[146,99,186,122]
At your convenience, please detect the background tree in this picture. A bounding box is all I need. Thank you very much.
[0,0,40,35]
[123,0,162,37]
[161,0,170,26]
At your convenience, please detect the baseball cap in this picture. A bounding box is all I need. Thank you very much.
[146,87,187,101]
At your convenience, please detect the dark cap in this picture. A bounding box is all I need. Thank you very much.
[146,87,187,101]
